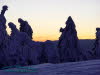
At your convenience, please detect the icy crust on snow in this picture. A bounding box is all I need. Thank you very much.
[0,59,100,75]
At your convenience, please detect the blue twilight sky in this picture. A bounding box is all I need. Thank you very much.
[0,0,100,41]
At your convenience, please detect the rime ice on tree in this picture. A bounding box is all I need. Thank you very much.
[8,22,27,66]
[8,22,43,65]
[18,18,33,39]
[58,16,83,62]
[0,5,8,29]
[92,28,100,59]
[0,5,9,68]
[0,22,9,68]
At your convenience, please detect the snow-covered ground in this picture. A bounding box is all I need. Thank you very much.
[0,59,100,75]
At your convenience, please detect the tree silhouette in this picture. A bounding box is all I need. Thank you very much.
[18,18,33,39]
[58,16,83,62]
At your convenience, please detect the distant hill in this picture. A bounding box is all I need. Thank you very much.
[79,39,95,49]
[53,39,95,50]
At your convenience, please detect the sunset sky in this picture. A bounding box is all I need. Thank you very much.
[0,0,100,41]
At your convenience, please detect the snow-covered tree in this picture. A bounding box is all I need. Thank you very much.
[0,22,9,68]
[7,22,27,66]
[0,5,8,29]
[92,28,100,59]
[18,18,33,39]
[8,22,43,65]
[58,16,84,62]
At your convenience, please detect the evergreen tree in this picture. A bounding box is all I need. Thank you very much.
[0,5,8,29]
[58,16,83,62]
[18,18,33,39]
[92,28,100,59]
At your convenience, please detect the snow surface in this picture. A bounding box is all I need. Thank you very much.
[0,59,100,75]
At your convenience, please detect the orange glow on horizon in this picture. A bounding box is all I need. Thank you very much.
[33,35,95,42]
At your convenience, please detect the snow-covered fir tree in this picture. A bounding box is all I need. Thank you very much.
[92,28,100,59]
[58,16,84,62]
[0,22,9,68]
[18,18,33,39]
[0,5,10,68]
[8,22,43,65]
[0,5,8,29]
